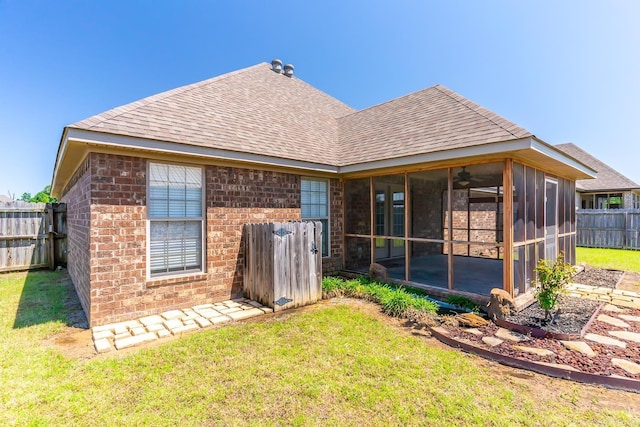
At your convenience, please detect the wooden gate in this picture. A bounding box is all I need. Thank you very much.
[0,202,67,272]
[244,221,322,311]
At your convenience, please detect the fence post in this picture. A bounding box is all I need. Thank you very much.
[46,203,55,270]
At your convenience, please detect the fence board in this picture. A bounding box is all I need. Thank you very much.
[577,209,640,250]
[0,202,67,272]
[244,221,322,312]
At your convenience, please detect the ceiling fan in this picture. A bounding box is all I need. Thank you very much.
[454,166,480,187]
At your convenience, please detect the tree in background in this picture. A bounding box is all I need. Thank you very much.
[20,185,57,203]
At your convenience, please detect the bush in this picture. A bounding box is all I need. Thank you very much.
[445,295,480,313]
[534,252,575,321]
[322,276,439,318]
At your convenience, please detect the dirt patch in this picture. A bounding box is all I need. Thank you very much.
[574,267,624,289]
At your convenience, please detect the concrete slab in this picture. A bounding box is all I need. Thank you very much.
[495,328,529,342]
[464,328,483,336]
[195,317,212,328]
[146,323,168,333]
[139,315,164,326]
[611,358,640,375]
[114,332,158,350]
[482,336,504,347]
[161,310,185,320]
[92,330,114,340]
[171,324,200,335]
[163,319,183,330]
[512,346,554,357]
[94,338,113,353]
[227,308,264,321]
[210,315,232,325]
[619,314,640,323]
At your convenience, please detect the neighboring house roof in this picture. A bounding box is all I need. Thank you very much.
[52,62,596,197]
[555,143,639,192]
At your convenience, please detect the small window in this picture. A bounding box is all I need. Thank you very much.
[148,162,204,277]
[301,178,329,257]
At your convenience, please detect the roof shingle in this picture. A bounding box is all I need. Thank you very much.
[554,143,639,191]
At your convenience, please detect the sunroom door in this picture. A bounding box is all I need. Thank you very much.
[374,184,405,260]
[544,179,558,261]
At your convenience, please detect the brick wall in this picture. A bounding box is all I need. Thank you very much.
[60,156,92,319]
[65,154,342,326]
[324,178,344,274]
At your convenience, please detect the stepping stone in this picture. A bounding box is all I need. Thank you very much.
[163,319,183,330]
[210,315,232,325]
[92,330,113,340]
[482,336,504,347]
[139,315,164,326]
[114,332,132,341]
[161,310,185,320]
[560,341,596,357]
[197,308,222,318]
[193,303,214,310]
[171,324,199,335]
[601,304,626,313]
[156,329,171,338]
[535,361,581,372]
[194,317,212,328]
[146,323,167,333]
[131,326,147,336]
[113,326,129,335]
[247,300,264,308]
[114,332,158,350]
[611,358,640,375]
[597,314,631,328]
[94,338,113,353]
[609,330,640,344]
[512,345,554,357]
[619,314,640,323]
[495,328,528,342]
[218,307,242,314]
[464,328,484,336]
[259,307,274,314]
[227,308,264,321]
[584,333,627,349]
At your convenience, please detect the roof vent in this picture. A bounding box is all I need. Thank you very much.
[271,59,283,73]
[283,63,294,77]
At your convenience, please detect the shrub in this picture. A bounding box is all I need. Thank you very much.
[534,252,575,321]
[445,295,480,313]
[321,276,439,319]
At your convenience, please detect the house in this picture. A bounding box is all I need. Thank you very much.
[51,60,596,326]
[555,143,640,210]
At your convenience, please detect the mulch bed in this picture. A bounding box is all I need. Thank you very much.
[444,268,640,379]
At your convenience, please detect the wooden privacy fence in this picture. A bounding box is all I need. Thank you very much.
[577,209,640,250]
[0,202,67,272]
[244,221,322,312]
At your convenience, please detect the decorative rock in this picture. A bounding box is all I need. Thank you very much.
[560,340,596,357]
[584,333,627,349]
[94,338,113,353]
[609,330,640,343]
[619,314,640,323]
[455,312,489,327]
[512,345,554,357]
[114,332,158,350]
[495,328,528,342]
[464,328,484,336]
[486,288,515,320]
[139,315,164,326]
[482,336,504,347]
[611,358,640,375]
[369,262,389,283]
[597,314,631,328]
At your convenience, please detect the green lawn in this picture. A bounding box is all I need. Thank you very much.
[1,271,638,426]
[576,247,640,273]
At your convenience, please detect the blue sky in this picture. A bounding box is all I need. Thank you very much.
[1,1,639,198]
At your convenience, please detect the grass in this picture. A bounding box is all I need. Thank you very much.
[1,271,638,425]
[576,247,640,273]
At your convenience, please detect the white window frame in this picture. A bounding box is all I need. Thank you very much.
[301,177,330,258]
[146,161,205,279]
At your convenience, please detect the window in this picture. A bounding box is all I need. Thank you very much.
[301,178,329,257]
[148,162,204,277]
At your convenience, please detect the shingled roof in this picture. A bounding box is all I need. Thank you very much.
[69,63,355,166]
[555,143,639,191]
[67,62,531,167]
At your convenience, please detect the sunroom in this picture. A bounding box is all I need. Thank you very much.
[342,152,593,306]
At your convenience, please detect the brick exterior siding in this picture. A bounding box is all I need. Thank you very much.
[61,153,344,326]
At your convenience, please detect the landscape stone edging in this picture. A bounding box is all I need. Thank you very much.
[429,326,640,394]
